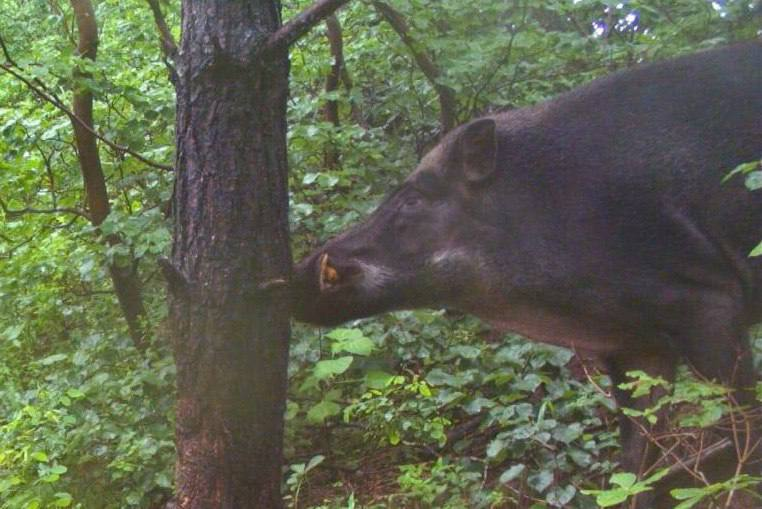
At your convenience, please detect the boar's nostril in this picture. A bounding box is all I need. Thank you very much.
[317,253,364,292]
[318,253,340,292]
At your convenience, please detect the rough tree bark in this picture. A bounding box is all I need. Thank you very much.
[70,0,147,349]
[168,0,350,507]
[372,1,457,133]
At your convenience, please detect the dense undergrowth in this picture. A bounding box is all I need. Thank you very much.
[0,0,760,507]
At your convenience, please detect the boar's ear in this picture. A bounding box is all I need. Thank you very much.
[458,118,497,183]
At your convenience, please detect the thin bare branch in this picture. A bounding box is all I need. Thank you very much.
[47,0,78,46]
[0,33,18,66]
[0,62,173,172]
[145,0,178,83]
[146,0,177,60]
[1,205,89,220]
[372,1,457,133]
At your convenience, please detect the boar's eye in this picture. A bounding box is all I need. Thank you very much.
[401,193,423,211]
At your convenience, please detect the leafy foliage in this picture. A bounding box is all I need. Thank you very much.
[1,0,760,507]
[581,470,669,508]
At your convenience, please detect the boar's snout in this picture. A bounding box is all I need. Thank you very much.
[291,249,366,325]
[314,253,357,291]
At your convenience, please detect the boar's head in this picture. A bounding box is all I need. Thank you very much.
[292,118,505,326]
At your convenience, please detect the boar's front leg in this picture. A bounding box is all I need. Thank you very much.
[605,347,678,509]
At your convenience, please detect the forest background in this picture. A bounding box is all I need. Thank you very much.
[0,0,760,507]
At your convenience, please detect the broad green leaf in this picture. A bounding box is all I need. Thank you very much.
[745,171,762,191]
[527,470,553,493]
[332,336,374,356]
[66,388,85,399]
[325,328,364,341]
[31,452,48,463]
[305,454,325,472]
[609,472,637,489]
[364,370,394,389]
[594,489,629,507]
[546,485,576,507]
[499,464,525,484]
[53,493,73,507]
[313,356,353,380]
[486,438,506,459]
[670,487,708,500]
[307,400,342,424]
[644,468,670,484]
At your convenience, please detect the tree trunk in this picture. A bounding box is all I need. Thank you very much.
[169,1,292,507]
[70,0,147,349]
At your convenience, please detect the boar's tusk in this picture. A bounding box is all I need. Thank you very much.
[319,253,340,291]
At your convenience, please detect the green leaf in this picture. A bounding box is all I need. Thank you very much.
[486,438,506,459]
[594,489,629,507]
[426,368,470,387]
[499,464,525,484]
[745,171,762,191]
[527,470,553,493]
[325,328,364,342]
[644,468,670,485]
[750,241,762,257]
[331,333,375,356]
[313,356,353,380]
[37,354,67,366]
[552,423,582,444]
[305,454,325,472]
[513,373,542,392]
[307,400,342,424]
[723,160,759,182]
[463,396,495,414]
[569,448,593,467]
[670,487,707,500]
[2,324,23,341]
[66,388,85,399]
[546,485,576,507]
[609,472,637,489]
[49,465,67,475]
[31,452,49,463]
[670,487,707,509]
[285,400,299,421]
[449,345,481,359]
[364,370,394,389]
